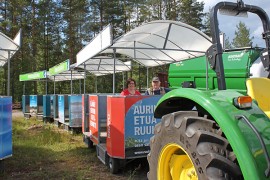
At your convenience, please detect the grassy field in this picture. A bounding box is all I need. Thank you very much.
[0,111,148,180]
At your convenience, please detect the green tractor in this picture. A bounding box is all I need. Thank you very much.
[147,1,270,179]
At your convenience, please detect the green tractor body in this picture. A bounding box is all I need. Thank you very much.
[169,48,262,91]
[147,1,270,180]
[153,88,270,180]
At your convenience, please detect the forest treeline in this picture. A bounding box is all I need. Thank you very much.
[0,0,253,102]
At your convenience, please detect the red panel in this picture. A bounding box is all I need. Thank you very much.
[125,96,145,114]
[107,95,147,158]
[107,96,125,158]
[89,95,99,145]
[82,95,85,133]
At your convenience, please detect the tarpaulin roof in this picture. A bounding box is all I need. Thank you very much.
[75,20,212,72]
[76,25,113,66]
[77,56,131,76]
[48,71,85,82]
[0,29,21,66]
[101,20,212,67]
[48,63,85,82]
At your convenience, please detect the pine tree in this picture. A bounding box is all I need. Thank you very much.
[202,9,211,37]
[178,0,205,30]
[62,0,89,64]
[232,21,254,48]
[225,36,232,49]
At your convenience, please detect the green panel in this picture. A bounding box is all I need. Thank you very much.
[169,48,262,90]
[49,59,70,76]
[19,70,47,81]
[155,88,270,180]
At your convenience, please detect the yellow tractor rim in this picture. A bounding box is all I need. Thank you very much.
[158,143,198,180]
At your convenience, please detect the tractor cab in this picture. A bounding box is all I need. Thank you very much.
[206,0,270,118]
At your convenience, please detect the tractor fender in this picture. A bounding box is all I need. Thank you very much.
[154,88,270,180]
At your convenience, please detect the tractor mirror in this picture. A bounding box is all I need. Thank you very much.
[219,8,248,17]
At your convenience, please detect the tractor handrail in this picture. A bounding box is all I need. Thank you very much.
[207,0,270,90]
[235,115,270,178]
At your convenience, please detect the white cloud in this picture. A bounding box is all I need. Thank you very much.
[252,26,263,38]
[252,26,264,46]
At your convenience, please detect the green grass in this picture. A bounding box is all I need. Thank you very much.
[0,115,148,180]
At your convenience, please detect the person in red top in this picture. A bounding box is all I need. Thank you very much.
[120,78,141,96]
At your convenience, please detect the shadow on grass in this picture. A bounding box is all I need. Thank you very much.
[1,117,148,180]
[1,144,148,180]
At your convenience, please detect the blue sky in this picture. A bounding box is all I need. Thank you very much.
[198,0,270,47]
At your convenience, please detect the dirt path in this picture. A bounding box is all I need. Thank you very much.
[12,110,24,118]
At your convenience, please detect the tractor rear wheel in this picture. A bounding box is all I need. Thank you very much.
[147,111,243,180]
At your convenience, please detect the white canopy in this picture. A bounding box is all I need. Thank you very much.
[76,25,112,66]
[48,63,85,82]
[74,20,212,94]
[101,20,212,67]
[48,71,85,82]
[0,29,21,66]
[77,56,131,76]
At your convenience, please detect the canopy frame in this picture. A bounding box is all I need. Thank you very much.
[0,29,22,96]
[76,20,213,94]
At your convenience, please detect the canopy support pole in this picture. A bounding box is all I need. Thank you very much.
[84,63,86,94]
[71,70,73,94]
[79,79,82,94]
[95,76,97,93]
[139,64,141,91]
[133,41,139,90]
[7,50,10,96]
[147,67,149,88]
[23,82,25,95]
[206,58,209,90]
[53,76,56,94]
[113,48,116,94]
[122,72,124,90]
[46,78,48,95]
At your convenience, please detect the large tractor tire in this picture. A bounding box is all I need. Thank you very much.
[147,111,243,180]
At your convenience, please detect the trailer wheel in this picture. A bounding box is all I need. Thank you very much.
[87,139,94,149]
[109,157,120,174]
[83,135,94,149]
[147,111,242,180]
[0,160,4,173]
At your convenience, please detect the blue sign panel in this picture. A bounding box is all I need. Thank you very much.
[30,95,37,116]
[69,95,82,127]
[43,95,51,117]
[53,95,58,119]
[58,95,65,123]
[22,95,30,114]
[124,96,161,157]
[0,97,12,159]
[37,95,43,114]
